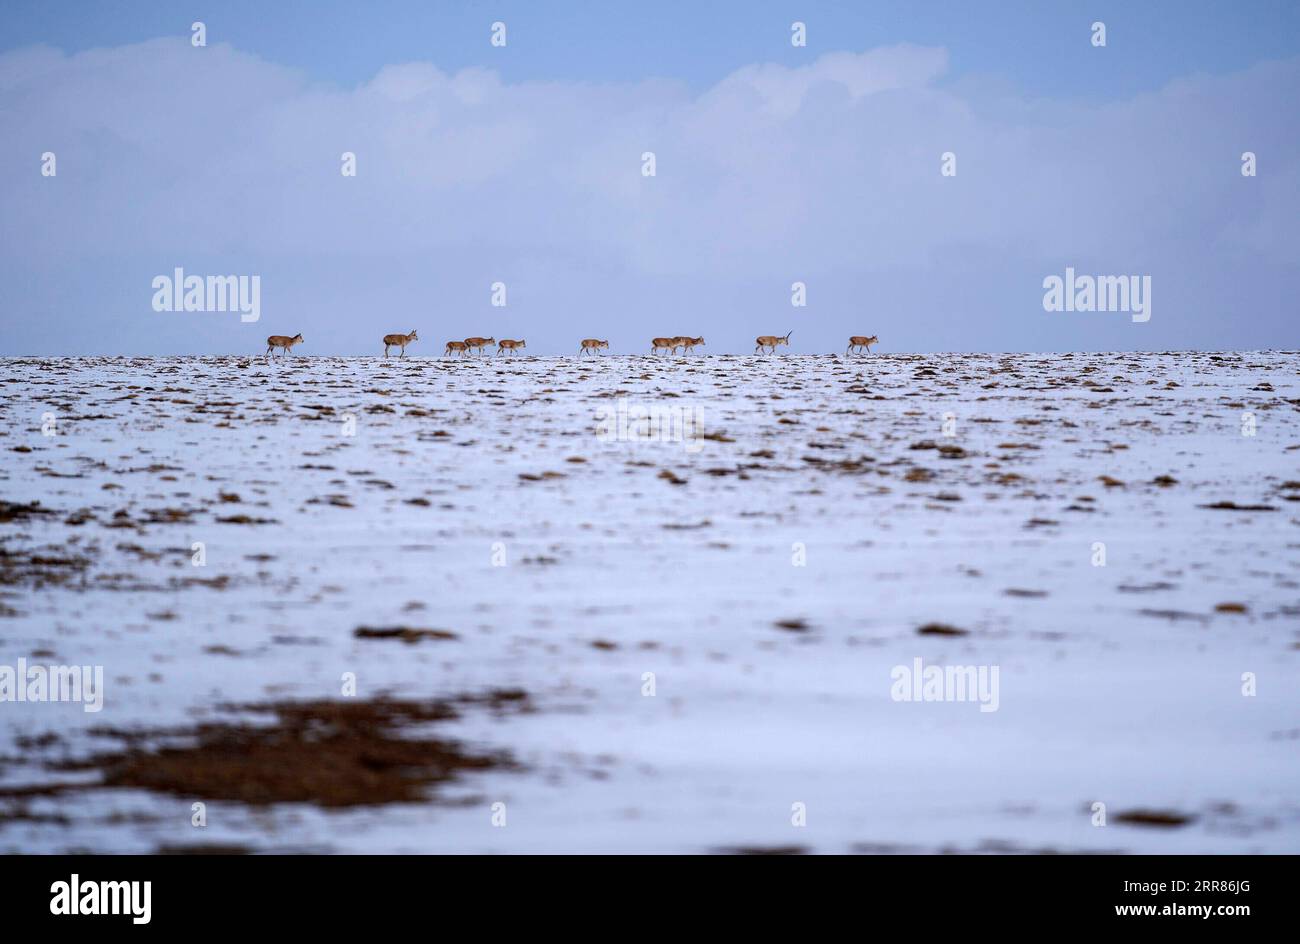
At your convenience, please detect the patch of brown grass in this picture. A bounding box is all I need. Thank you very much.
[51,692,529,808]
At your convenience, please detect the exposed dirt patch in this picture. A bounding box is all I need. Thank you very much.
[26,692,529,809]
[0,500,57,523]
[354,626,459,644]
[1198,501,1276,512]
[774,618,810,632]
[1114,809,1196,828]
[917,623,968,636]
[0,543,92,588]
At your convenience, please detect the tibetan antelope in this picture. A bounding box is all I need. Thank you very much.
[847,335,878,354]
[677,336,705,354]
[464,337,495,356]
[445,340,469,358]
[383,329,418,358]
[496,339,526,355]
[755,331,791,354]
[651,337,678,354]
[266,334,304,358]
[580,339,609,355]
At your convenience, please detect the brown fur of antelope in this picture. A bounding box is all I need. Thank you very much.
[464,336,495,356]
[847,335,878,354]
[651,337,678,354]
[383,330,418,358]
[677,335,705,354]
[496,339,526,355]
[266,334,304,358]
[755,331,791,354]
[580,339,609,355]
[445,340,469,357]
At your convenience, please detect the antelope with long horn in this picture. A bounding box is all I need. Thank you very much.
[266,334,304,359]
[383,329,419,358]
[755,331,791,354]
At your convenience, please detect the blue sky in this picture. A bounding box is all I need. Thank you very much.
[1,1,1297,354]
[6,1,1299,98]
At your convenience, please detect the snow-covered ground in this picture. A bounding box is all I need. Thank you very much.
[1,351,1297,853]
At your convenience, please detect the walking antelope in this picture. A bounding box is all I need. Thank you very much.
[464,337,495,356]
[383,330,419,358]
[755,331,792,354]
[677,336,705,354]
[266,334,304,358]
[651,337,678,354]
[445,340,469,357]
[496,339,526,355]
[579,339,609,355]
[847,335,878,354]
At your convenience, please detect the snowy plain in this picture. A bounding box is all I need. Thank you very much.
[0,351,1297,853]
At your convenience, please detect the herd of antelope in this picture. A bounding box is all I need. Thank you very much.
[265,330,879,359]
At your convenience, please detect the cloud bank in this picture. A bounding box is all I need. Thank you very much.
[1,38,1296,354]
